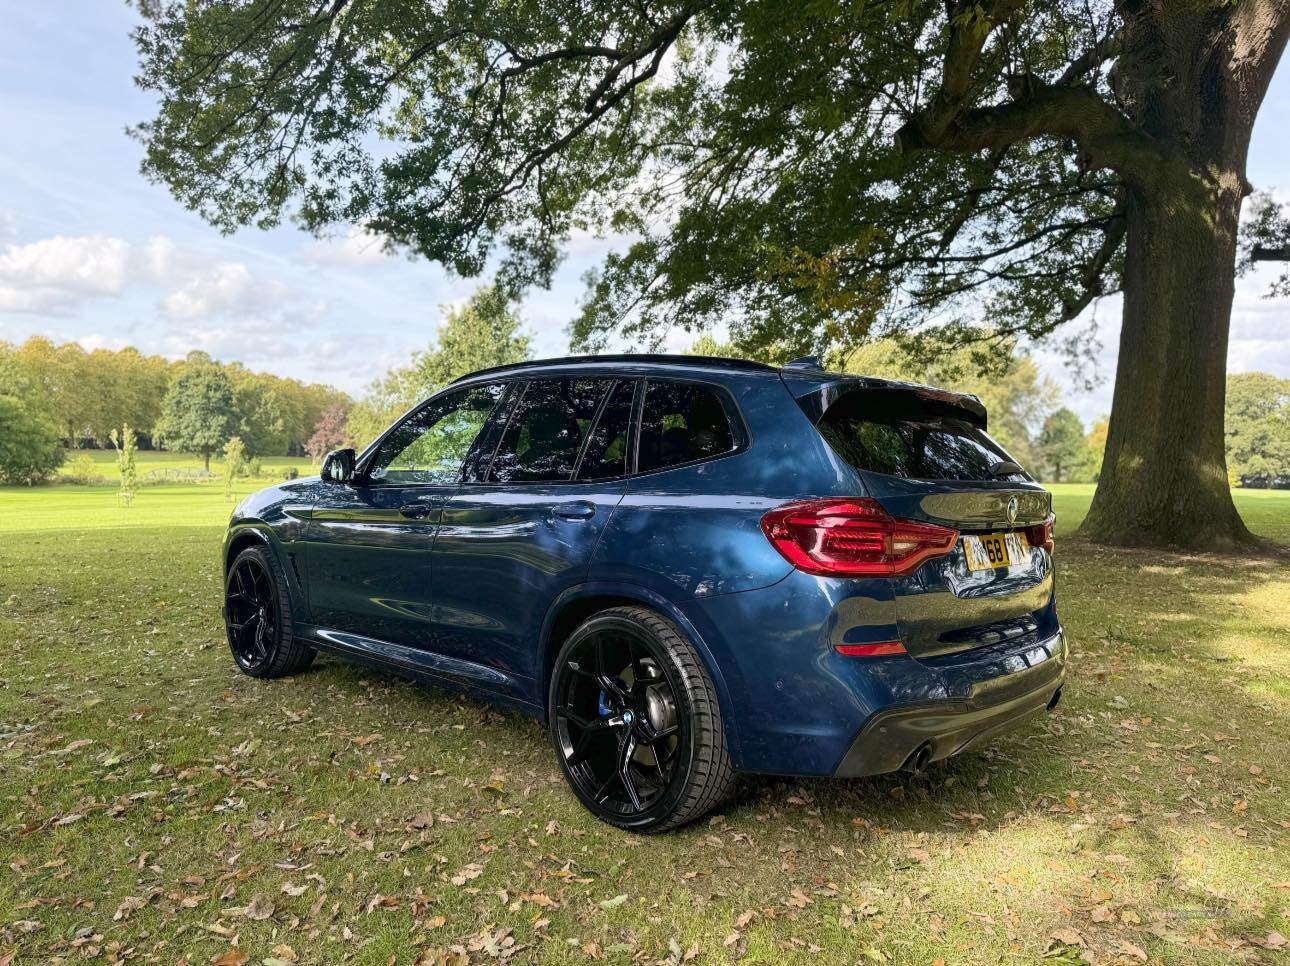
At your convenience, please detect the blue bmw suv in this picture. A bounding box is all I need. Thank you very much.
[223,355,1065,831]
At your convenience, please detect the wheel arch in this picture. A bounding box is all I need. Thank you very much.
[538,582,742,763]
[223,523,310,623]
[224,526,272,573]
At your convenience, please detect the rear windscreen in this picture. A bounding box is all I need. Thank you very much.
[816,390,1023,482]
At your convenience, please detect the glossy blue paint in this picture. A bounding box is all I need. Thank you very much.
[431,480,628,698]
[224,355,1066,779]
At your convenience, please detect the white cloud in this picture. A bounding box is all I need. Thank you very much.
[0,233,131,314]
[303,225,394,266]
[158,260,296,322]
[76,332,131,352]
[160,316,297,362]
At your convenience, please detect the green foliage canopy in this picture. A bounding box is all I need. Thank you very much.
[1225,372,1290,486]
[346,285,532,447]
[131,0,1282,362]
[1036,407,1090,483]
[0,349,65,485]
[156,364,239,470]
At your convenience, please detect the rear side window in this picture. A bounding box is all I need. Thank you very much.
[576,379,636,481]
[817,390,1020,482]
[488,378,613,482]
[638,381,737,473]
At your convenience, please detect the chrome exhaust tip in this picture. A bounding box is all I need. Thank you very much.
[901,742,933,774]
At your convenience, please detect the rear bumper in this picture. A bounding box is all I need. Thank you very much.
[679,567,1065,777]
[833,633,1065,777]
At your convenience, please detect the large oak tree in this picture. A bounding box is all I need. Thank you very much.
[133,0,1290,548]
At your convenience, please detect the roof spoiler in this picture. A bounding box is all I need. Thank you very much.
[784,372,988,430]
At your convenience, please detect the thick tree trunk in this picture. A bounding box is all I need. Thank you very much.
[1080,173,1256,549]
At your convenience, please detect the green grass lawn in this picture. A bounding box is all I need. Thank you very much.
[1,483,1287,964]
[56,448,316,484]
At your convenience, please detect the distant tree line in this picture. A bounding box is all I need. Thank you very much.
[4,338,348,454]
[0,338,349,484]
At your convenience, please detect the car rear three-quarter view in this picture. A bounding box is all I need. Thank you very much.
[222,355,1065,832]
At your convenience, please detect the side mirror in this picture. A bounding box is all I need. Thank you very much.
[321,448,356,484]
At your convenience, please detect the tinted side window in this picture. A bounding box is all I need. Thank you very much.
[488,378,614,483]
[576,379,636,481]
[638,381,736,473]
[366,383,505,485]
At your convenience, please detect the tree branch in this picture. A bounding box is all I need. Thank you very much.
[907,0,1027,147]
[897,75,1170,185]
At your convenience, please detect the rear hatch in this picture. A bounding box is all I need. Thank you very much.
[800,378,1056,659]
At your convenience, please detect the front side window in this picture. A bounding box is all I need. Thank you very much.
[366,383,505,485]
[488,378,614,483]
[638,380,737,473]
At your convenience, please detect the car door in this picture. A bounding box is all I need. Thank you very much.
[431,376,636,684]
[303,382,506,648]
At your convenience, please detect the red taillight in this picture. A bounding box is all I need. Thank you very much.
[835,641,907,657]
[1025,514,1056,555]
[760,498,959,577]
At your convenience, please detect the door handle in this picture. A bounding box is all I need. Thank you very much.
[399,495,444,521]
[550,501,596,521]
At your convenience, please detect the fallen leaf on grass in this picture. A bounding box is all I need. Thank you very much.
[1117,940,1148,961]
[211,952,249,966]
[449,863,483,886]
[1049,927,1085,947]
[113,895,148,921]
[233,895,274,920]
[598,894,628,910]
[365,893,399,913]
[785,888,811,908]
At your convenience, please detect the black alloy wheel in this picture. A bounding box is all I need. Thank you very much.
[549,607,735,832]
[224,544,314,679]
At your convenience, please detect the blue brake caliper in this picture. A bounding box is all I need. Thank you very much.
[597,690,613,718]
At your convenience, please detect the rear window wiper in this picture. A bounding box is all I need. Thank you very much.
[989,460,1024,478]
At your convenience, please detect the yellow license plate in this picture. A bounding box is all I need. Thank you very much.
[964,532,1026,571]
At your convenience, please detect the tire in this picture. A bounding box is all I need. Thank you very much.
[548,606,736,833]
[224,544,315,679]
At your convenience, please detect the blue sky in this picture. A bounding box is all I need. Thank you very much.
[1,3,1287,426]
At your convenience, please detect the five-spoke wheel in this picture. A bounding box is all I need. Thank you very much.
[223,544,314,679]
[225,555,278,672]
[549,607,735,832]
